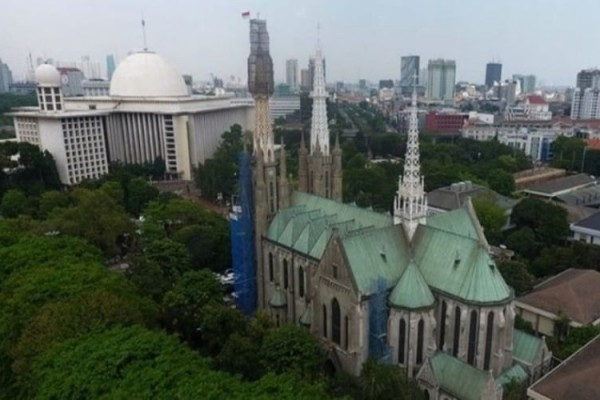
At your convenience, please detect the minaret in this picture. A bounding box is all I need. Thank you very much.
[394,81,427,239]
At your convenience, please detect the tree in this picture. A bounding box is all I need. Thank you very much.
[126,256,172,302]
[505,227,537,260]
[249,373,332,399]
[145,238,191,282]
[38,190,70,219]
[260,324,324,380]
[511,198,569,246]
[1,189,28,218]
[498,261,535,295]
[29,326,243,399]
[357,359,425,400]
[196,304,247,355]
[126,177,159,216]
[473,196,507,243]
[162,270,225,345]
[44,188,135,257]
[217,332,263,379]
[486,169,515,196]
[100,180,125,206]
[10,288,156,382]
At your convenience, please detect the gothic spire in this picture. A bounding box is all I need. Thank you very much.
[394,80,427,239]
[309,38,330,155]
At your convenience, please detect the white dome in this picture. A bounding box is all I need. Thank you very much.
[35,64,61,87]
[109,51,188,98]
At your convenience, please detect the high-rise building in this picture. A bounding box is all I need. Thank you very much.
[300,68,311,91]
[0,59,13,93]
[577,69,600,90]
[572,69,600,120]
[106,55,116,80]
[426,59,456,101]
[285,59,298,90]
[359,79,367,90]
[513,74,536,94]
[400,55,420,87]
[485,62,502,88]
[57,67,85,96]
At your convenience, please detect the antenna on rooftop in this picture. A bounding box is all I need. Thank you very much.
[141,14,148,51]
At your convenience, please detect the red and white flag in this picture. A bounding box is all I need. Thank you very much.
[241,11,250,19]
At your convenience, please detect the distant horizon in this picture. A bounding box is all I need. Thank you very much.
[2,0,599,87]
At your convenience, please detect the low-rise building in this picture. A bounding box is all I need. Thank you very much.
[522,173,596,199]
[570,212,600,244]
[528,333,600,400]
[425,110,467,134]
[515,269,600,337]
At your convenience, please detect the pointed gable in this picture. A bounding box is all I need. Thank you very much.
[414,199,512,304]
[389,259,434,309]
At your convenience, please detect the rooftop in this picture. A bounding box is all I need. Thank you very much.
[528,334,600,400]
[526,95,547,105]
[517,268,600,325]
[426,352,494,400]
[573,211,600,232]
[513,329,545,365]
[428,181,516,212]
[555,184,600,207]
[523,173,595,198]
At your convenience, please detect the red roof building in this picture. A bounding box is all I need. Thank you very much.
[425,111,467,135]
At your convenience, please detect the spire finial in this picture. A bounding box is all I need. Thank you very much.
[141,15,148,51]
[317,22,322,52]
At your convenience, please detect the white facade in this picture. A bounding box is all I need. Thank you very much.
[11,55,253,185]
[427,59,456,101]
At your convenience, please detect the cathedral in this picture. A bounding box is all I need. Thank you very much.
[245,19,550,399]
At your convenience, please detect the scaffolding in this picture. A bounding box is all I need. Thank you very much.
[368,278,392,362]
[229,151,256,316]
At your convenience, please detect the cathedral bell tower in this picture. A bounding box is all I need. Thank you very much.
[297,37,342,201]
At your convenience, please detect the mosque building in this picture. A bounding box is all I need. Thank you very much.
[10,51,253,185]
[243,19,551,399]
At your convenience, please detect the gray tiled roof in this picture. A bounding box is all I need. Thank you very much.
[524,173,595,197]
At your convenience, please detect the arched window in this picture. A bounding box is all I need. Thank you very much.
[275,314,280,327]
[332,298,341,345]
[283,259,289,289]
[468,310,478,366]
[424,390,430,400]
[439,301,447,350]
[484,312,495,370]
[298,266,305,297]
[322,304,327,338]
[269,181,275,213]
[344,316,349,350]
[453,306,461,357]
[398,319,406,364]
[417,318,425,364]
[268,252,274,282]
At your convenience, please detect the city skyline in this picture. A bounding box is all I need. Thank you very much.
[2,0,600,86]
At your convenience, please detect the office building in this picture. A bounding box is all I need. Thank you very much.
[379,79,394,89]
[10,52,253,185]
[426,59,456,101]
[300,68,311,91]
[400,55,420,87]
[106,55,116,80]
[0,59,13,93]
[82,79,110,96]
[285,59,298,90]
[572,69,600,120]
[513,74,536,94]
[485,62,502,87]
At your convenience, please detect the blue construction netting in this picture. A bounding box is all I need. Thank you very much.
[230,151,256,316]
[368,277,392,362]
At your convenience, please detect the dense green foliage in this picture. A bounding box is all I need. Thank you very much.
[195,124,245,201]
[0,93,37,126]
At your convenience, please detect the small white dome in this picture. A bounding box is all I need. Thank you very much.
[109,51,188,98]
[35,64,61,87]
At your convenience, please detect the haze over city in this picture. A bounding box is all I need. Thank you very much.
[2,0,599,85]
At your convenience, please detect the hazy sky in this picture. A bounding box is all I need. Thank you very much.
[1,0,599,86]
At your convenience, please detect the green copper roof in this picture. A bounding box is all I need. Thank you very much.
[429,352,493,400]
[341,225,410,295]
[496,364,528,387]
[266,192,392,259]
[413,204,512,305]
[389,259,434,309]
[268,288,287,308]
[513,329,542,364]
[299,307,311,326]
